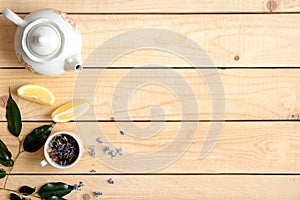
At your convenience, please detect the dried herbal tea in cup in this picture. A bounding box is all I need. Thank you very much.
[47,134,80,166]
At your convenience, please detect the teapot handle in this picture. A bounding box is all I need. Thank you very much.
[2,8,26,27]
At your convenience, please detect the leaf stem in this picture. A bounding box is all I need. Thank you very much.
[0,187,18,193]
[3,168,12,189]
[3,137,24,189]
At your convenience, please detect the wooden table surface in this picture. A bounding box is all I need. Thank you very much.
[1,0,300,199]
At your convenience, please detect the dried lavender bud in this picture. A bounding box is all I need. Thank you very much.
[90,150,96,157]
[58,145,64,151]
[103,146,110,153]
[120,130,126,135]
[108,149,116,157]
[107,178,114,184]
[96,138,103,144]
[89,145,96,150]
[73,184,79,190]
[93,191,103,197]
[73,181,84,191]
[116,148,123,155]
[70,148,75,156]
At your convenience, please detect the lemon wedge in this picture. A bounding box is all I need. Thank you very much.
[51,99,90,122]
[17,84,56,106]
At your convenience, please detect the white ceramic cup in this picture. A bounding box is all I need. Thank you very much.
[40,131,83,169]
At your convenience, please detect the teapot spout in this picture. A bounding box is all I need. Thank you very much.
[65,54,83,73]
[2,8,26,27]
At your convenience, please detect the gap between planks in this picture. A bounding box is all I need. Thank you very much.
[2,0,300,13]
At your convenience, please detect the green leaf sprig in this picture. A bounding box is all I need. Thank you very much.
[0,87,82,200]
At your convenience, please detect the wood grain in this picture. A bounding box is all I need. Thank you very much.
[1,175,300,199]
[1,0,299,13]
[0,122,299,173]
[0,68,300,120]
[2,14,300,68]
[1,1,299,200]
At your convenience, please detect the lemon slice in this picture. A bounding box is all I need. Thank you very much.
[17,84,56,106]
[51,99,90,122]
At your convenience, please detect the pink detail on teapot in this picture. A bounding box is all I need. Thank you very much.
[61,12,78,31]
[18,54,36,73]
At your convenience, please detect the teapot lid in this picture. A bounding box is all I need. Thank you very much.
[22,19,63,63]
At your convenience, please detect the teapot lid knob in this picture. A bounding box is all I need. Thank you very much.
[36,35,48,46]
[23,20,63,62]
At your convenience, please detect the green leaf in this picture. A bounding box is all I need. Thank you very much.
[47,196,66,200]
[0,139,12,160]
[23,123,56,152]
[0,159,14,167]
[6,88,22,137]
[0,139,14,167]
[9,193,21,200]
[38,182,73,199]
[0,168,6,179]
[19,185,36,195]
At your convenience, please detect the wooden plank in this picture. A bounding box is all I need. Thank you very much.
[0,122,300,173]
[1,175,300,199]
[2,14,300,68]
[0,68,300,121]
[1,0,299,13]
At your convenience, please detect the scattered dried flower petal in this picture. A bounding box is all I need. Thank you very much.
[107,178,114,184]
[73,181,84,191]
[96,138,103,144]
[93,191,103,197]
[103,146,110,153]
[116,148,123,155]
[89,145,96,150]
[90,150,96,157]
[73,184,79,190]
[108,149,116,157]
[120,130,126,135]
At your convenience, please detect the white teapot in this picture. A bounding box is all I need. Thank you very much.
[3,8,83,76]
